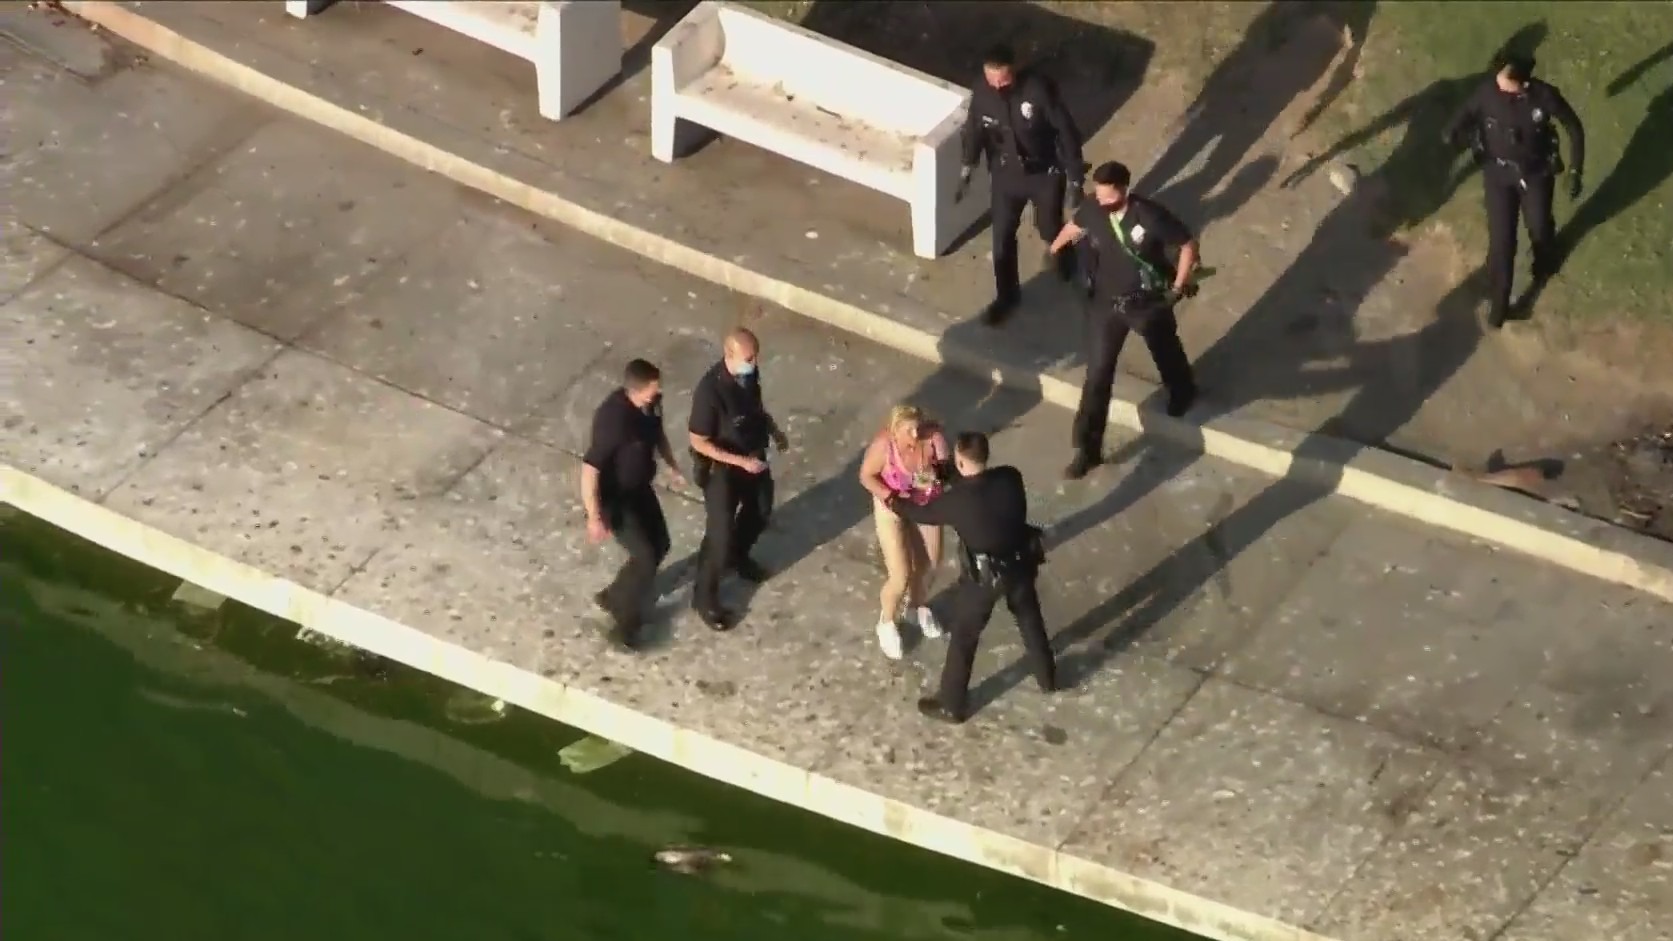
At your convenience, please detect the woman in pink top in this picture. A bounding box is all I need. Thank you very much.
[858,404,950,660]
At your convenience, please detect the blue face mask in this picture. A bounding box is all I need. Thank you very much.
[730,361,756,378]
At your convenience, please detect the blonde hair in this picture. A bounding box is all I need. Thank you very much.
[885,404,928,435]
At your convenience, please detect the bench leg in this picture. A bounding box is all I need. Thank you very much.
[283,0,339,18]
[533,1,623,121]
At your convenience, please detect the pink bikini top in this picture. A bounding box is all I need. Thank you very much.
[881,435,947,504]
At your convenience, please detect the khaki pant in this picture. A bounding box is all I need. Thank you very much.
[873,497,943,621]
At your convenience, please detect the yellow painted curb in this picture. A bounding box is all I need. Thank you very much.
[51,1,1673,609]
[0,461,1345,941]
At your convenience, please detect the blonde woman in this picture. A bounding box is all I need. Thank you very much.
[859,405,951,660]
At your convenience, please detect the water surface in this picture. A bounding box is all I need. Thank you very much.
[1,510,1196,941]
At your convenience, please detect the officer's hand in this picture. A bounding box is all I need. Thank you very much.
[667,470,689,491]
[1172,282,1199,302]
[738,456,768,475]
[954,165,973,201]
[586,514,609,544]
[771,428,790,453]
[1569,171,1584,200]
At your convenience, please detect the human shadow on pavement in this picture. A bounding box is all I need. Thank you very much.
[1138,0,1377,229]
[967,25,1551,712]
[1551,39,1673,274]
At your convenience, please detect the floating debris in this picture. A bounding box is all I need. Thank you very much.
[169,579,227,612]
[558,735,634,774]
[653,845,733,874]
[443,690,510,725]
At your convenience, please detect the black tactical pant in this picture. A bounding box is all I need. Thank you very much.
[1072,299,1195,458]
[990,168,1067,302]
[694,464,774,611]
[938,568,1054,717]
[1484,167,1556,317]
[598,487,671,631]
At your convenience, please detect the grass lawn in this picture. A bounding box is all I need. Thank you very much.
[1265,1,1672,324]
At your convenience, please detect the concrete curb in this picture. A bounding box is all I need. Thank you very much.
[49,9,1673,592]
[0,461,1343,941]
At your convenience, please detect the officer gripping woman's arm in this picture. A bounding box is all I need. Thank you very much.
[885,432,1058,724]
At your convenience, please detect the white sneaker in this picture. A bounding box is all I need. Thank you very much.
[914,606,943,640]
[875,620,903,660]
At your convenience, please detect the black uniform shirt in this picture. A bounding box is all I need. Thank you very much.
[583,389,663,499]
[1075,195,1195,303]
[1445,77,1585,179]
[962,70,1084,182]
[892,465,1031,555]
[688,361,769,457]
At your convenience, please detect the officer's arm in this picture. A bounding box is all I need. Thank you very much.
[1049,219,1086,255]
[1154,207,1200,292]
[960,90,984,169]
[1442,85,1483,149]
[889,487,962,528]
[580,408,617,525]
[1545,85,1586,177]
[687,380,743,468]
[1039,76,1085,184]
[656,421,680,473]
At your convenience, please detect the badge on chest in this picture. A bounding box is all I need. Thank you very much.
[1019,100,1035,121]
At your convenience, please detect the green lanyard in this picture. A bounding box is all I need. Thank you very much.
[1107,211,1167,292]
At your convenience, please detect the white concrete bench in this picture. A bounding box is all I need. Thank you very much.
[283,1,622,121]
[651,2,988,260]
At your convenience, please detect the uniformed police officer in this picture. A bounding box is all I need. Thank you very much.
[688,328,789,630]
[1443,52,1585,328]
[1049,160,1201,480]
[959,43,1086,326]
[582,358,686,649]
[886,432,1056,724]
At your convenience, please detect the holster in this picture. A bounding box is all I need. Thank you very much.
[689,449,713,489]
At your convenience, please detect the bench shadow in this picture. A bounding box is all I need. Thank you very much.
[1140,0,1378,228]
[965,23,1551,715]
[575,0,703,109]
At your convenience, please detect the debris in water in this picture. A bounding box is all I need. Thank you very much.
[558,735,634,774]
[653,845,733,874]
[170,580,227,612]
[443,690,510,725]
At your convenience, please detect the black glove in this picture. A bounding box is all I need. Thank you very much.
[1568,170,1583,200]
[954,165,973,201]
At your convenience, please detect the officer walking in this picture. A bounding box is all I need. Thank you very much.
[886,432,1056,724]
[687,327,789,630]
[959,42,1085,326]
[1048,160,1201,480]
[582,358,686,649]
[1443,52,1584,327]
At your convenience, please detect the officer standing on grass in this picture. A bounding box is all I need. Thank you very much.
[958,42,1086,326]
[583,359,686,650]
[886,432,1056,724]
[1443,51,1585,328]
[687,327,789,631]
[1048,160,1201,480]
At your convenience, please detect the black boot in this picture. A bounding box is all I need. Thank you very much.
[1166,383,1199,418]
[982,294,1020,326]
[917,697,967,725]
[1063,449,1102,480]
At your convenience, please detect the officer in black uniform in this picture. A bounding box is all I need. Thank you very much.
[886,431,1056,724]
[1443,52,1585,327]
[1049,160,1201,480]
[959,43,1086,326]
[687,327,789,630]
[582,358,686,649]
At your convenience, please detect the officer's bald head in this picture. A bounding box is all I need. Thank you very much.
[723,328,760,379]
[953,431,990,476]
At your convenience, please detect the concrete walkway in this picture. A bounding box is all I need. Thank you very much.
[3,12,1672,941]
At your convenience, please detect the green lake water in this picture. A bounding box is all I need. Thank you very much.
[1,510,1198,941]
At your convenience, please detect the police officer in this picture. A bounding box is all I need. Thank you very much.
[582,358,686,649]
[886,431,1056,724]
[1443,52,1584,328]
[687,327,789,630]
[959,43,1086,326]
[1049,160,1201,480]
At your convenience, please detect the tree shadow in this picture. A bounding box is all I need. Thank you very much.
[1554,39,1673,269]
[965,24,1553,713]
[1140,0,1378,227]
